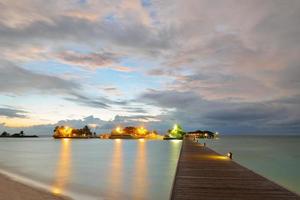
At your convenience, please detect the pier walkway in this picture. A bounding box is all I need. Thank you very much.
[170,138,300,200]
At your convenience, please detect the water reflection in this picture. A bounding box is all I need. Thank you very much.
[52,138,71,195]
[168,140,182,180]
[132,139,148,199]
[108,139,123,199]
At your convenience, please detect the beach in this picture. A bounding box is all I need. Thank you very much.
[0,172,69,200]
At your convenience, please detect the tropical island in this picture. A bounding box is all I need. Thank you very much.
[0,131,38,138]
[52,123,218,140]
[106,126,162,139]
[53,125,96,138]
[163,124,218,140]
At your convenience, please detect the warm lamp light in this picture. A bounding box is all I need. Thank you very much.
[137,126,147,135]
[115,126,122,134]
[227,152,233,159]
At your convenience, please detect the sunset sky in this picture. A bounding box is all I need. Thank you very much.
[0,0,299,135]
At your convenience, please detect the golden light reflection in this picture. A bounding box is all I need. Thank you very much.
[52,139,71,195]
[132,140,148,199]
[115,138,121,143]
[167,139,182,191]
[108,139,123,199]
[205,155,230,160]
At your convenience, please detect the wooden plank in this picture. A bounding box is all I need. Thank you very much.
[170,138,300,200]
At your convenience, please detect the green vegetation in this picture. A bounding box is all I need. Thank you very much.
[0,131,38,138]
[53,125,94,138]
[168,124,185,139]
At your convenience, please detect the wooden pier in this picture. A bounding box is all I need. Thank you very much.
[170,138,300,200]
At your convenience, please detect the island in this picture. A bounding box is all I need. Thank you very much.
[163,124,186,140]
[53,125,96,139]
[163,124,218,140]
[107,126,162,139]
[0,131,38,138]
[52,123,218,140]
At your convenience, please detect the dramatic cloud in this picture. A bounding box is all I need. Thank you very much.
[0,0,299,134]
[0,60,80,95]
[140,89,300,134]
[0,107,28,118]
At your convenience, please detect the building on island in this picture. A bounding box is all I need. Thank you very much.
[186,130,217,139]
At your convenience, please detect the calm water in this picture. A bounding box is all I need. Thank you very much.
[202,136,300,194]
[1,136,299,199]
[0,138,182,200]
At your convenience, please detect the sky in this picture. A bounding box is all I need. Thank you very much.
[0,0,300,135]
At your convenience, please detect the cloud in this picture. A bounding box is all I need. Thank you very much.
[100,86,123,96]
[0,107,28,118]
[64,93,110,109]
[0,60,127,111]
[0,60,80,95]
[139,89,300,134]
[0,10,171,57]
[1,0,300,134]
[55,50,133,72]
[205,104,284,122]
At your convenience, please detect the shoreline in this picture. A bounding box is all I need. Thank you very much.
[0,170,71,200]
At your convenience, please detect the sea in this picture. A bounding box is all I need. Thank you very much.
[0,136,299,199]
[201,135,300,195]
[0,138,181,200]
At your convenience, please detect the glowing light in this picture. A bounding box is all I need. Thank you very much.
[139,138,145,142]
[173,124,178,130]
[171,140,181,143]
[227,152,233,159]
[137,126,147,135]
[52,187,61,195]
[115,126,123,134]
[54,126,73,137]
[115,139,121,142]
[169,123,185,139]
